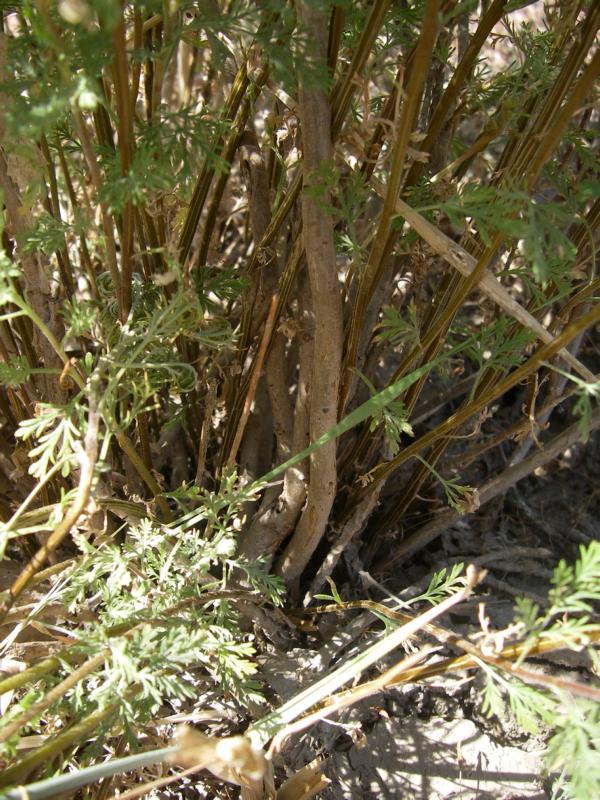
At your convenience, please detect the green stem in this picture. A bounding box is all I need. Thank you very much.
[10,297,78,385]
[0,702,122,789]
[4,457,71,531]
[0,747,175,800]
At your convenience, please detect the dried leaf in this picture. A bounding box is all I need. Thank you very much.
[170,726,266,787]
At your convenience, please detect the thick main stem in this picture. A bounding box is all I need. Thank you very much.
[276,1,343,583]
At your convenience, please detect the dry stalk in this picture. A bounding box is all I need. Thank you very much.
[349,299,600,510]
[340,0,441,410]
[377,405,600,569]
[226,293,279,470]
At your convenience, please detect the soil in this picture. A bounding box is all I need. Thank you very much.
[252,421,600,800]
[3,395,596,800]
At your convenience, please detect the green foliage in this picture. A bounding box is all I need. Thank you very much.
[314,574,344,605]
[480,663,555,735]
[418,562,466,606]
[313,562,467,628]
[460,315,534,370]
[0,686,46,758]
[467,21,557,113]
[376,302,421,350]
[21,212,70,255]
[100,147,173,213]
[0,1,598,797]
[420,183,583,291]
[354,369,413,456]
[61,294,99,340]
[416,455,475,513]
[423,184,525,245]
[513,541,600,656]
[481,672,600,800]
[133,110,230,189]
[334,170,373,259]
[2,3,115,141]
[541,365,600,444]
[456,314,535,396]
[481,543,600,800]
[61,511,277,706]
[0,487,284,761]
[95,280,232,429]
[0,355,38,388]
[0,250,25,303]
[545,699,600,800]
[15,399,85,479]
[380,0,426,56]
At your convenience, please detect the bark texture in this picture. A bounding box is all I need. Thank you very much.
[276,0,343,583]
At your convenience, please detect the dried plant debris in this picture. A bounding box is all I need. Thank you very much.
[0,1,599,799]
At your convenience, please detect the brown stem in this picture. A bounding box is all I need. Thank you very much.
[376,406,600,571]
[351,299,600,507]
[115,431,172,521]
[341,0,441,411]
[275,1,343,583]
[73,113,122,317]
[226,293,279,470]
[407,0,509,187]
[39,135,75,296]
[178,62,250,264]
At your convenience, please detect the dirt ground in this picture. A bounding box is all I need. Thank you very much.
[4,422,596,800]
[252,418,600,800]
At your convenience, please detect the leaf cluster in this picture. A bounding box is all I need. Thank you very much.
[481,543,600,800]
